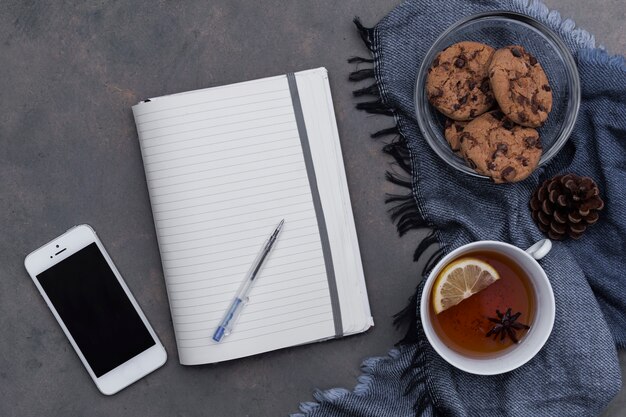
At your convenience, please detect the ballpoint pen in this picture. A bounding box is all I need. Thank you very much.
[212,219,285,343]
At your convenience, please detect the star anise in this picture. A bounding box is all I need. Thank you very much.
[485,308,530,343]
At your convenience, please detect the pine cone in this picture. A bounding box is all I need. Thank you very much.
[530,174,604,240]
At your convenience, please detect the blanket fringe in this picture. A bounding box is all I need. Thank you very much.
[414,231,437,262]
[347,56,374,63]
[392,292,419,345]
[355,100,394,116]
[349,17,439,348]
[386,192,422,235]
[353,17,375,52]
[383,137,412,173]
[349,68,376,81]
[352,83,380,97]
[424,247,445,273]
[385,171,412,189]
[347,15,443,417]
[371,126,399,138]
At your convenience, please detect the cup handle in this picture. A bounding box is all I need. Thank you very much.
[525,239,552,260]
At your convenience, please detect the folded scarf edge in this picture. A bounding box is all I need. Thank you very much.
[290,348,408,417]
[510,0,626,71]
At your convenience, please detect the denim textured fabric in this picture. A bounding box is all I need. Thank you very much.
[293,0,626,416]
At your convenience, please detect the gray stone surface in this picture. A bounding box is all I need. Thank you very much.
[0,1,623,416]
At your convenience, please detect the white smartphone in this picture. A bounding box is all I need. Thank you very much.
[24,224,167,395]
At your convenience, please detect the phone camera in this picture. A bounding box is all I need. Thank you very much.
[56,245,59,248]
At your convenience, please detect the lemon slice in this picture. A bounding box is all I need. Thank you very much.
[431,257,500,314]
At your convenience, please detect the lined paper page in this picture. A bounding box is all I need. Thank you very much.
[133,74,336,364]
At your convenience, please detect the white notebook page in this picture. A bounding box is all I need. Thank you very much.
[295,70,373,334]
[133,74,337,364]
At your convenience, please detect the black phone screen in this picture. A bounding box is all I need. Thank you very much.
[36,242,155,377]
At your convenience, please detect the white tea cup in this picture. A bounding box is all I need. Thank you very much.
[420,239,555,375]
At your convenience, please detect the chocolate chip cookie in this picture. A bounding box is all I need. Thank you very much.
[426,41,496,121]
[488,46,553,127]
[444,119,468,152]
[459,110,542,183]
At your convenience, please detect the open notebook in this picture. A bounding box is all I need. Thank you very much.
[132,68,373,365]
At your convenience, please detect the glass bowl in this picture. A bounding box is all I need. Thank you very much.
[414,12,580,179]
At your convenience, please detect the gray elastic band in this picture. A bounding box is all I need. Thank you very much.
[286,72,343,337]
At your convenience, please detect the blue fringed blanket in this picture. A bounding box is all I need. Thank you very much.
[293,0,626,416]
